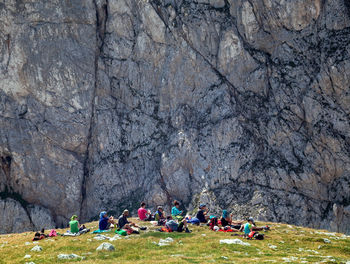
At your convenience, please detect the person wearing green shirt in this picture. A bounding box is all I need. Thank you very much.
[69,215,80,234]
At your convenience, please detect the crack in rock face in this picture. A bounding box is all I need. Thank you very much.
[0,0,350,234]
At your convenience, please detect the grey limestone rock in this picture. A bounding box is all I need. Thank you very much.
[30,245,42,252]
[57,254,82,260]
[0,0,350,234]
[96,242,115,251]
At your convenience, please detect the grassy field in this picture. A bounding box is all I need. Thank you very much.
[0,219,349,264]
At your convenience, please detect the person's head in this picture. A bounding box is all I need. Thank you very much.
[199,203,206,210]
[140,202,146,208]
[248,217,255,225]
[174,200,180,208]
[41,228,45,233]
[157,206,163,212]
[166,216,173,220]
[100,211,107,219]
[71,215,78,221]
[222,210,228,218]
[123,209,129,217]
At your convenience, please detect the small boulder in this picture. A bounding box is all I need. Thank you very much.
[268,244,277,250]
[30,245,42,252]
[57,254,81,260]
[94,234,110,240]
[110,235,121,241]
[323,238,331,243]
[158,237,174,246]
[96,242,115,251]
[220,239,250,246]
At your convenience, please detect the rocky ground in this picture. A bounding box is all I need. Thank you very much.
[0,0,350,234]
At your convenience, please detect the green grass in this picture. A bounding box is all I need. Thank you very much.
[0,220,349,263]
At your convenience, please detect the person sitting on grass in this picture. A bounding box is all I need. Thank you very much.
[69,215,90,234]
[99,211,117,231]
[241,217,254,238]
[165,216,191,233]
[171,200,183,220]
[118,209,140,234]
[220,210,243,230]
[196,204,210,223]
[154,206,166,225]
[240,217,270,237]
[138,202,153,221]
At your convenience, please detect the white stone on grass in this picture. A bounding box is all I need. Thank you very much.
[282,256,298,262]
[315,231,336,236]
[110,234,121,241]
[25,242,31,245]
[57,254,81,260]
[30,245,42,252]
[323,238,331,243]
[219,239,250,246]
[94,234,110,240]
[268,244,277,249]
[24,255,31,259]
[96,242,115,251]
[158,237,174,246]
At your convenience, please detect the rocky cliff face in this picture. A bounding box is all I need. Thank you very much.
[0,0,349,234]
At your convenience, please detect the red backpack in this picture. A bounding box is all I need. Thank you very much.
[49,229,57,237]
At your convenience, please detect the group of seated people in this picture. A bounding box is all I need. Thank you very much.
[67,200,269,237]
[137,200,269,236]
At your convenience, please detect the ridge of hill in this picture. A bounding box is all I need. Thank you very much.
[0,219,349,264]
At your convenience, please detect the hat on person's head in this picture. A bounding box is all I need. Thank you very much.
[71,215,78,221]
[199,203,206,209]
[123,209,129,215]
[248,217,255,224]
[100,211,107,219]
[157,206,163,210]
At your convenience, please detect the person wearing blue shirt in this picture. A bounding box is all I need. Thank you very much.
[171,200,182,217]
[99,211,117,230]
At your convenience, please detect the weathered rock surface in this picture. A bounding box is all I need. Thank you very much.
[96,242,115,251]
[0,0,349,234]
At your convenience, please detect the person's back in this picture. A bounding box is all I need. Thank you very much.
[138,207,148,220]
[166,219,179,231]
[196,209,206,223]
[243,222,252,235]
[221,217,229,227]
[69,220,79,233]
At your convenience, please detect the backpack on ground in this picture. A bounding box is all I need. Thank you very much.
[49,229,57,237]
[116,229,127,236]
